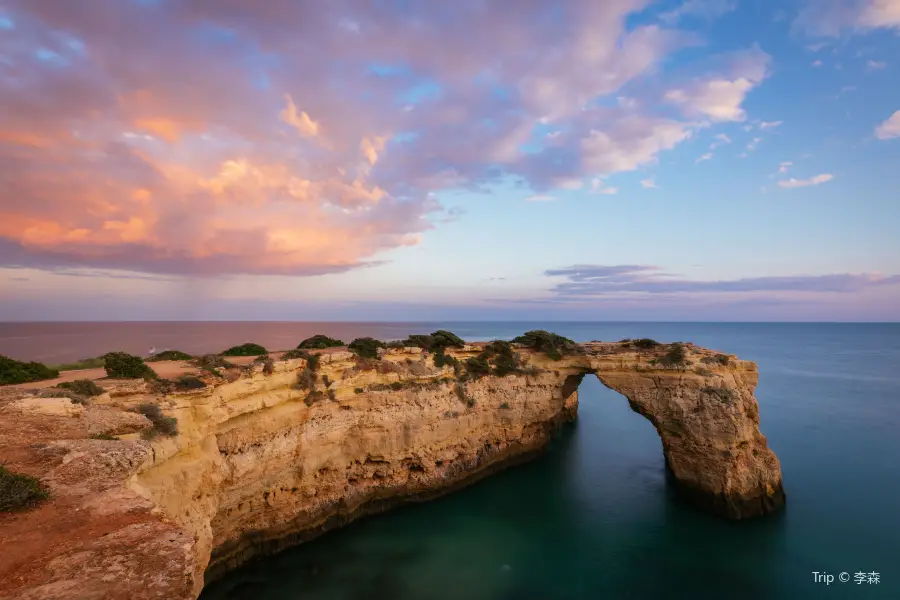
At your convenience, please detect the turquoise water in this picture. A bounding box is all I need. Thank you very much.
[8,322,892,599]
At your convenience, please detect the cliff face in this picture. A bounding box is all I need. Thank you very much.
[0,341,784,600]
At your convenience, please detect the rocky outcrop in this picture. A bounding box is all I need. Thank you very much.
[0,341,784,600]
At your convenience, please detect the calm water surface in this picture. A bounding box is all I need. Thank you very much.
[3,322,897,598]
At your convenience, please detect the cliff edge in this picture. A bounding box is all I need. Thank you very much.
[0,339,785,600]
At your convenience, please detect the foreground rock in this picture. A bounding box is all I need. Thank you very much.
[0,341,784,599]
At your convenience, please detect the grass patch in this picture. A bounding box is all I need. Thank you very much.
[147,350,193,362]
[57,379,104,397]
[48,356,105,372]
[0,465,49,512]
[348,337,385,359]
[102,352,157,379]
[90,433,119,441]
[0,355,59,385]
[221,343,267,357]
[511,330,576,361]
[297,335,344,349]
[137,403,179,438]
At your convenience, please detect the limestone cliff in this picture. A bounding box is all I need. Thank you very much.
[0,340,784,600]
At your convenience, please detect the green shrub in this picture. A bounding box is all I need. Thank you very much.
[304,390,325,406]
[57,379,104,397]
[147,350,193,362]
[389,381,404,391]
[433,348,460,370]
[0,355,59,385]
[658,342,687,366]
[48,357,105,371]
[221,343,267,356]
[297,335,344,350]
[403,334,435,349]
[327,389,337,401]
[102,352,156,379]
[499,402,511,409]
[429,330,465,349]
[173,375,207,391]
[280,349,306,360]
[137,403,179,438]
[38,388,87,404]
[348,337,384,359]
[464,355,492,378]
[701,354,731,366]
[90,433,118,441]
[0,465,49,512]
[193,354,234,374]
[294,368,317,391]
[619,338,632,343]
[632,338,660,349]
[354,387,364,394]
[305,353,320,372]
[511,330,575,361]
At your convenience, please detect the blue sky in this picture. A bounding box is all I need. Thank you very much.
[0,0,898,321]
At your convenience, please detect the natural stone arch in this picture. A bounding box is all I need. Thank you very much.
[556,351,785,519]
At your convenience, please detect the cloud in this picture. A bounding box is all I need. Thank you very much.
[812,60,824,67]
[875,110,900,139]
[659,0,738,24]
[640,178,658,188]
[867,59,888,70]
[544,264,900,296]
[794,0,900,37]
[0,1,771,277]
[696,152,713,163]
[778,161,793,173]
[589,178,619,195]
[747,137,762,151]
[664,46,771,122]
[524,195,556,202]
[777,174,835,188]
[759,120,783,129]
[709,133,731,149]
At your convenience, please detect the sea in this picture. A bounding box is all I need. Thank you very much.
[2,322,897,599]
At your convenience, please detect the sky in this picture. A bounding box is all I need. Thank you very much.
[0,0,899,322]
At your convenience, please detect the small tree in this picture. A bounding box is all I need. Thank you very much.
[348,337,384,359]
[57,379,105,397]
[102,352,157,379]
[297,335,344,349]
[221,343,268,356]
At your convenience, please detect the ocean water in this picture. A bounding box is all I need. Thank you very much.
[2,322,897,598]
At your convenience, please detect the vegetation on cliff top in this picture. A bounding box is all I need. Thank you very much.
[348,337,385,359]
[221,343,268,356]
[102,352,157,379]
[192,354,235,375]
[137,403,179,438]
[297,335,344,349]
[632,338,660,349]
[511,330,576,361]
[146,350,193,362]
[56,379,104,397]
[0,355,59,385]
[47,356,105,372]
[0,465,50,512]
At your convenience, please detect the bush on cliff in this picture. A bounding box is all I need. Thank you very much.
[48,356,105,372]
[632,338,660,349]
[511,330,576,361]
[193,354,235,375]
[0,355,59,385]
[57,379,105,397]
[0,465,49,512]
[658,342,687,366]
[348,337,384,359]
[173,375,207,391]
[102,352,157,380]
[146,350,193,362]
[701,354,730,366]
[429,330,465,349]
[297,335,344,350]
[221,343,268,357]
[137,403,179,438]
